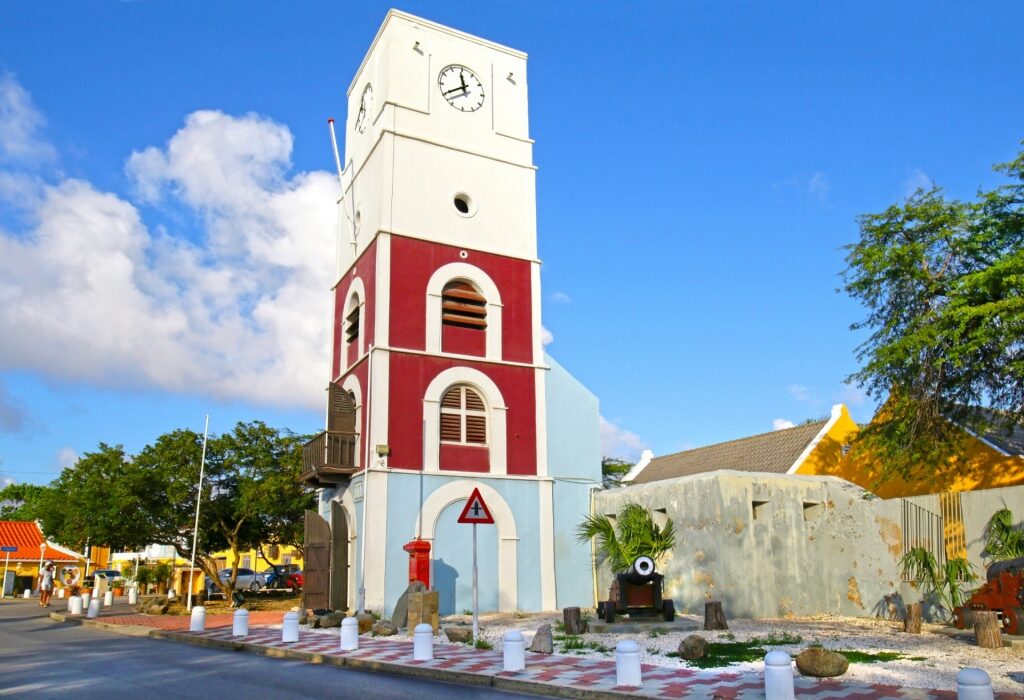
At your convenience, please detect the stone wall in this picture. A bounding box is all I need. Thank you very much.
[593,471,913,619]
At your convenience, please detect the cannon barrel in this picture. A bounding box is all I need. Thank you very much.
[621,555,657,585]
[987,557,1024,581]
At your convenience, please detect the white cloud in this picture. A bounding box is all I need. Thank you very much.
[772,418,795,431]
[787,384,812,402]
[600,415,647,462]
[0,72,56,165]
[0,84,336,409]
[807,172,831,202]
[541,326,554,346]
[903,169,933,198]
[550,291,571,304]
[57,447,79,470]
[0,380,29,433]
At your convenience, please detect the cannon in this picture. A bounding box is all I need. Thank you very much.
[597,556,675,623]
[952,556,1024,635]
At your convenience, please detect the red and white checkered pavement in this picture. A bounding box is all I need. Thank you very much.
[186,625,1024,699]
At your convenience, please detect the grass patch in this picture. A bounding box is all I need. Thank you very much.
[647,646,661,655]
[474,638,493,650]
[648,628,666,638]
[668,640,768,668]
[750,632,803,645]
[834,650,926,663]
[553,634,612,654]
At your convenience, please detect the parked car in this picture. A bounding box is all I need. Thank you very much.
[204,567,266,593]
[285,570,303,590]
[262,564,300,590]
[93,569,124,582]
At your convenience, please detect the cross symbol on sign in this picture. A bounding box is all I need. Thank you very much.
[457,488,495,524]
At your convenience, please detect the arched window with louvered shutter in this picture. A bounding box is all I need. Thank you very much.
[344,292,363,368]
[440,385,487,445]
[440,280,487,357]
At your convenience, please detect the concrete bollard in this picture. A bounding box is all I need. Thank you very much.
[23,589,30,599]
[764,651,795,700]
[957,668,994,700]
[57,588,65,599]
[503,630,525,672]
[190,605,206,632]
[340,616,359,651]
[81,592,91,608]
[231,608,248,637]
[615,640,642,688]
[66,594,73,612]
[128,588,138,605]
[68,596,83,615]
[103,591,113,607]
[413,623,434,661]
[282,611,299,643]
[87,597,101,619]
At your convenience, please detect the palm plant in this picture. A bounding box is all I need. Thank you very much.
[899,546,977,619]
[982,508,1024,562]
[576,502,676,572]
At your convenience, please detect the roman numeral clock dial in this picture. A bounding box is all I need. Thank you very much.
[438,65,485,112]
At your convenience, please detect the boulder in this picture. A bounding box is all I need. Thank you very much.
[444,625,474,643]
[529,624,553,654]
[372,620,399,636]
[356,613,376,634]
[391,581,428,628]
[678,635,707,660]
[319,611,345,628]
[795,648,849,677]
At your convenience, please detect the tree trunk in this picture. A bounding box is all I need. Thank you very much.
[973,610,1002,649]
[903,602,922,633]
[704,600,728,630]
[563,607,586,635]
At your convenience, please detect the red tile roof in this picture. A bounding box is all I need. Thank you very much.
[0,521,81,562]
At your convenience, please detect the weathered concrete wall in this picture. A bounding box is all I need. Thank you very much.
[594,471,912,619]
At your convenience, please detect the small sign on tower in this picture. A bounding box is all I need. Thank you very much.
[457,488,495,524]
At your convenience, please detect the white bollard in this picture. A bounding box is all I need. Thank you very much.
[81,592,91,608]
[615,640,642,688]
[340,616,359,651]
[167,588,176,601]
[103,591,113,607]
[68,596,83,615]
[503,630,525,672]
[87,597,101,619]
[57,588,65,599]
[232,608,249,637]
[190,605,206,632]
[128,588,138,605]
[66,594,74,612]
[23,589,30,598]
[957,668,994,700]
[413,623,434,661]
[282,611,299,643]
[764,651,796,700]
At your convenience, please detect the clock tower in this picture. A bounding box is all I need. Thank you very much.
[303,10,600,616]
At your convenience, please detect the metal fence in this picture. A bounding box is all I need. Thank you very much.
[900,499,946,580]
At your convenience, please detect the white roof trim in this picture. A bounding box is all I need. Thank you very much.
[621,449,654,484]
[785,404,844,475]
[958,425,1013,457]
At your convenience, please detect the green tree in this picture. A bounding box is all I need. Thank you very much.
[576,502,676,573]
[0,482,50,521]
[842,144,1024,482]
[600,457,633,489]
[982,507,1024,562]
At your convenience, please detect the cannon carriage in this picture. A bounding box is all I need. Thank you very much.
[597,555,676,623]
[952,556,1024,635]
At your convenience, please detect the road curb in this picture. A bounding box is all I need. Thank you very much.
[48,611,160,637]
[146,629,637,699]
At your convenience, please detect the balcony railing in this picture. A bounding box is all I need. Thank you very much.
[300,431,359,487]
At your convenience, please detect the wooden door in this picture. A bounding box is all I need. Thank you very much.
[303,510,331,610]
[330,501,349,611]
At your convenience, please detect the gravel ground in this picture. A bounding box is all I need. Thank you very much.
[300,611,1024,693]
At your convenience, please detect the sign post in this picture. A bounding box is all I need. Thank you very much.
[457,488,495,644]
[1,546,16,599]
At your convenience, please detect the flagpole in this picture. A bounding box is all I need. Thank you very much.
[186,415,210,611]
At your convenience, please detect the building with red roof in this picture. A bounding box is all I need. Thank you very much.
[0,520,84,596]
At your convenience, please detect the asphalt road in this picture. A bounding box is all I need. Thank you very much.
[0,600,544,699]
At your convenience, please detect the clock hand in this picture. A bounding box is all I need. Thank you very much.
[443,85,469,96]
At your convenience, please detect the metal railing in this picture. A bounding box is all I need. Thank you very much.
[301,431,357,480]
[900,499,946,579]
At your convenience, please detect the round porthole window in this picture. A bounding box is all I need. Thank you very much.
[452,192,476,217]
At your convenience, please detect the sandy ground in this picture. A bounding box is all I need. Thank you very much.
[301,610,1024,693]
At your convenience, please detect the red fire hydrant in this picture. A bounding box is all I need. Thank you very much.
[403,539,431,589]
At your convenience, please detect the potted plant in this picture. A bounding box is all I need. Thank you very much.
[136,566,154,595]
[154,562,172,595]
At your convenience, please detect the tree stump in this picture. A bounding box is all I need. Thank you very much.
[563,606,586,635]
[704,600,728,630]
[973,610,1002,649]
[903,602,922,633]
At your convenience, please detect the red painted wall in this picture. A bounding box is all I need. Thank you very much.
[332,238,378,380]
[387,352,537,476]
[439,444,490,472]
[442,324,486,357]
[389,236,534,363]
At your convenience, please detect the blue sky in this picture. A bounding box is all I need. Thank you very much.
[1,1,1023,485]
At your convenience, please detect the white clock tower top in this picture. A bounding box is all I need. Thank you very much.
[337,10,537,274]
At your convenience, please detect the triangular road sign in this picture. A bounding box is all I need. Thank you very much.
[457,487,495,524]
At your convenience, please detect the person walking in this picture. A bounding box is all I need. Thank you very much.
[39,561,55,607]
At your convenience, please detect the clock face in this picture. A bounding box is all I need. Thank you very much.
[438,65,485,113]
[355,84,373,133]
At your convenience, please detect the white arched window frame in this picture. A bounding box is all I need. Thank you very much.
[423,367,507,475]
[341,277,366,367]
[440,384,488,446]
[341,374,363,468]
[426,263,502,360]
